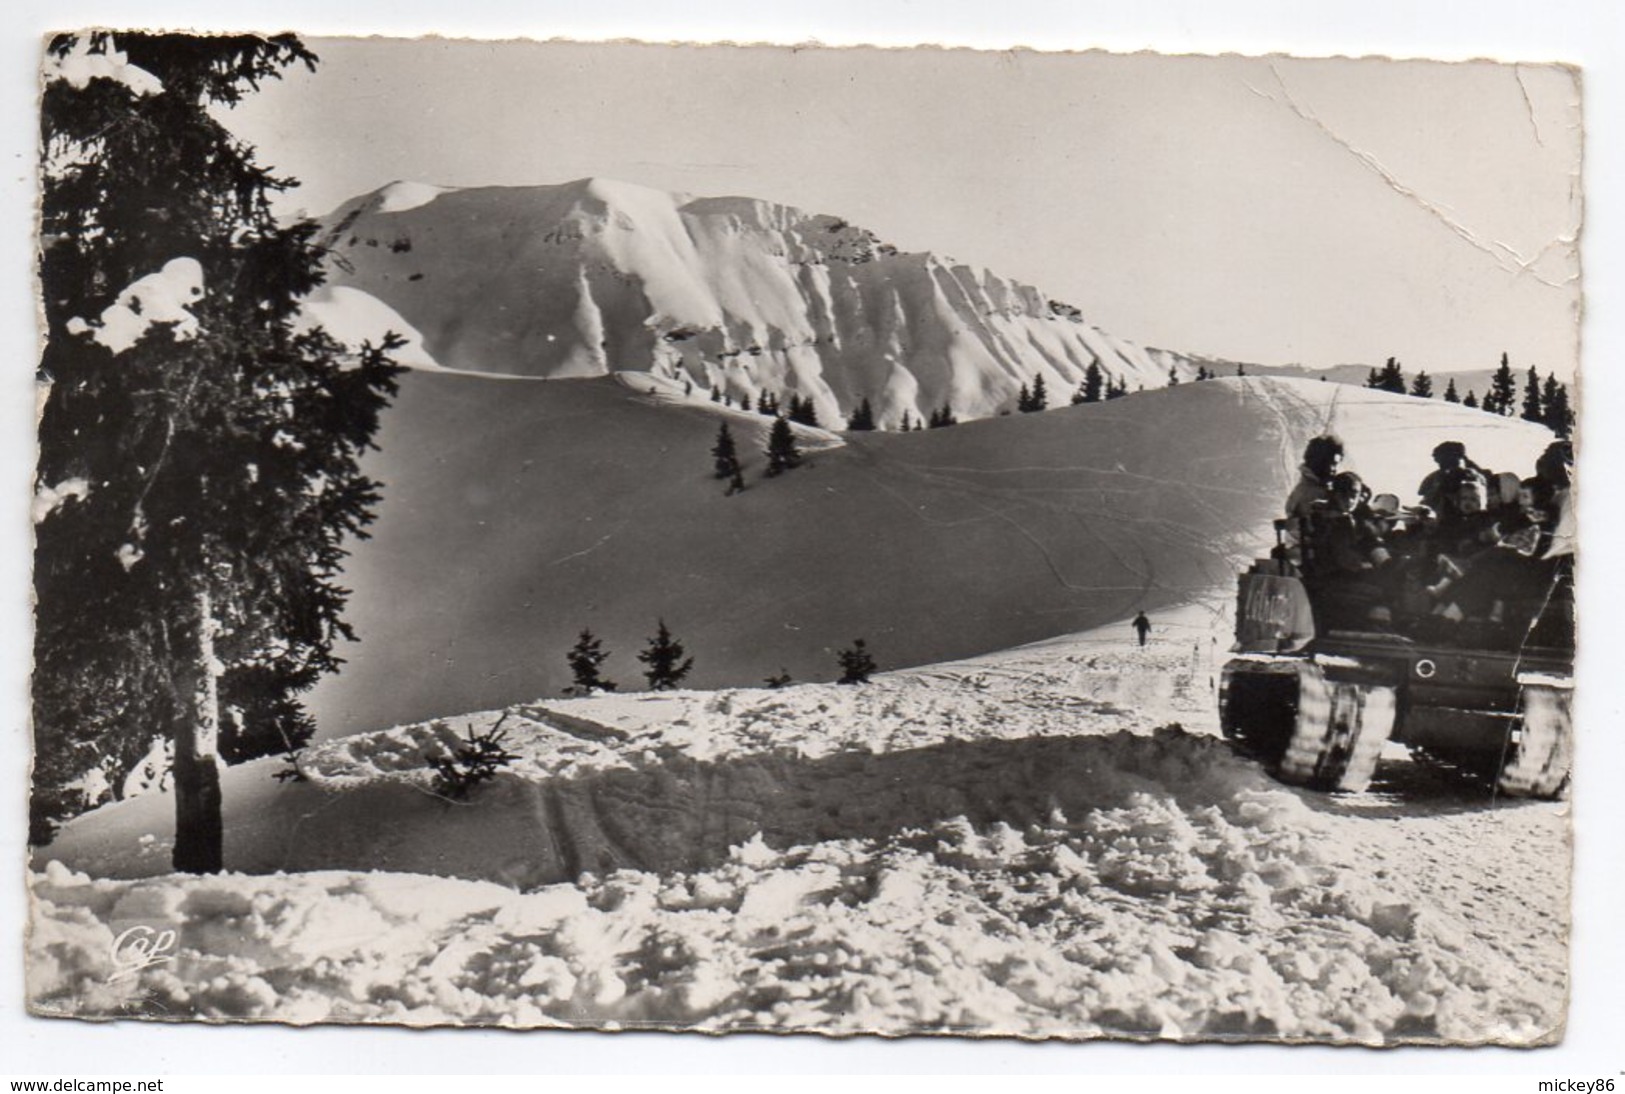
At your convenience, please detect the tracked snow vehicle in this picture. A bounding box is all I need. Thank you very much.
[1219,518,1573,797]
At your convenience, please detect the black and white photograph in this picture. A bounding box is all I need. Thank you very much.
[17,16,1609,1059]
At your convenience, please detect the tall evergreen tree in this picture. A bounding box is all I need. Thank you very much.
[1376,356,1406,394]
[1484,352,1517,415]
[1443,377,1461,403]
[1410,370,1433,398]
[1541,376,1574,438]
[1365,367,1382,389]
[1521,365,1545,423]
[1027,373,1048,411]
[638,620,694,691]
[846,398,876,431]
[565,629,616,694]
[1463,389,1480,409]
[33,33,401,864]
[1015,382,1032,412]
[711,421,740,480]
[1081,361,1104,403]
[787,394,820,427]
[764,415,801,475]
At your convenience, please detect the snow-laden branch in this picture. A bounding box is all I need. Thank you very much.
[44,38,163,97]
[67,257,205,355]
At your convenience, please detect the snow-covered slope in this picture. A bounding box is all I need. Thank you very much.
[32,610,1567,1042]
[305,373,1556,738]
[318,178,1203,424]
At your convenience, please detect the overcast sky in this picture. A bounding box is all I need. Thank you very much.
[220,39,1582,378]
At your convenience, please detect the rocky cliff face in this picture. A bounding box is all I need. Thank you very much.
[320,178,1203,425]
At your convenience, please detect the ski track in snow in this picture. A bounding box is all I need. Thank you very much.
[28,602,1568,1043]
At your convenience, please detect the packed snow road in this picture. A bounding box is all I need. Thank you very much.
[29,603,1568,1043]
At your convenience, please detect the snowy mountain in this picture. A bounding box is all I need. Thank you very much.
[304,373,1557,738]
[317,178,1208,424]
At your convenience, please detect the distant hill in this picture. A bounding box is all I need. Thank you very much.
[306,374,1557,738]
[1241,363,1513,404]
[317,178,1232,426]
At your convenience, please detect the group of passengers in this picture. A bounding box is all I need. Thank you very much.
[1281,434,1574,645]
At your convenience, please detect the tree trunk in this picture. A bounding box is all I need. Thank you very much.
[172,587,223,873]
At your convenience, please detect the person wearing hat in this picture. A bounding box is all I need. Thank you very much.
[1418,440,1486,517]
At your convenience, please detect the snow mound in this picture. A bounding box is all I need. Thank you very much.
[293,286,441,369]
[375,181,454,213]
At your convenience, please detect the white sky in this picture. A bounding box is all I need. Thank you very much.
[224,39,1582,378]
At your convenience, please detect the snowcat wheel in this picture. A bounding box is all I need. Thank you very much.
[1220,663,1302,765]
[1496,683,1573,799]
[1277,670,1396,793]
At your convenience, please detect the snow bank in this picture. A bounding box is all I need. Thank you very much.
[33,619,1564,1042]
[28,746,1554,1041]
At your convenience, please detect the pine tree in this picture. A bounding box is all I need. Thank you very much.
[835,639,877,685]
[1235,363,1246,377]
[1376,357,1406,394]
[1365,367,1382,389]
[638,620,693,691]
[787,394,820,427]
[899,410,914,431]
[846,398,876,431]
[1015,382,1032,412]
[1081,361,1104,403]
[1167,366,1180,387]
[1463,389,1480,409]
[565,629,616,694]
[1027,374,1048,412]
[33,34,401,863]
[1195,366,1210,381]
[757,392,777,417]
[1106,378,1127,400]
[765,415,801,476]
[1443,377,1461,403]
[1485,352,1517,415]
[739,393,752,413]
[929,404,957,428]
[1521,366,1545,423]
[1542,376,1574,438]
[1410,370,1433,398]
[711,421,741,480]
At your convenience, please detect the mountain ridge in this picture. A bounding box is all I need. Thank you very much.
[317,177,1240,425]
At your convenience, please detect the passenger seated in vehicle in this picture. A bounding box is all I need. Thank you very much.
[1302,472,1396,627]
[1417,441,1487,515]
[1286,434,1345,525]
[1430,473,1567,641]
